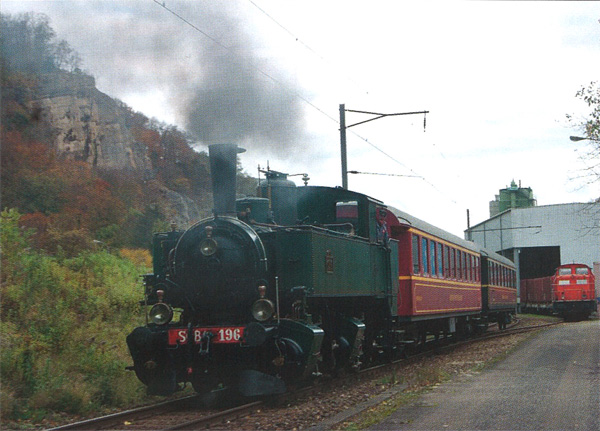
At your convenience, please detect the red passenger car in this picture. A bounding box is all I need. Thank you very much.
[480,252,517,329]
[382,207,516,337]
[552,263,597,319]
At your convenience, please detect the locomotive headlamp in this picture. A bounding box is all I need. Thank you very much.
[252,299,275,322]
[149,303,173,325]
[200,238,218,256]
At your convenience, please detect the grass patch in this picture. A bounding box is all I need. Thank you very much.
[1,210,155,427]
[341,390,421,431]
[517,313,562,322]
[375,370,403,386]
[412,366,450,387]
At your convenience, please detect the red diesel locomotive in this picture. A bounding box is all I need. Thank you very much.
[552,263,597,319]
[520,263,596,320]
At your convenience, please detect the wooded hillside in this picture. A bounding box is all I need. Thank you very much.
[1,12,256,253]
[0,12,256,425]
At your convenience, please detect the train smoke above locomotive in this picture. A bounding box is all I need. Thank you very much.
[183,53,306,156]
[7,1,309,157]
[172,4,308,156]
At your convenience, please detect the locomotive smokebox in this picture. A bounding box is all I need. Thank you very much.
[208,144,246,216]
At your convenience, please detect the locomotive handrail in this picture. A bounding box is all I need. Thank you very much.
[253,222,368,240]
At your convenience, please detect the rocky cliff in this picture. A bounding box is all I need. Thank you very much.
[26,71,204,228]
[28,71,151,171]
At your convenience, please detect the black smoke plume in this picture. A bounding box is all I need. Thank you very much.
[3,2,308,157]
[179,4,306,156]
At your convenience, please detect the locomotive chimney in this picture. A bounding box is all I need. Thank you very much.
[208,144,246,217]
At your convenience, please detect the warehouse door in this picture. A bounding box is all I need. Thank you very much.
[519,246,560,279]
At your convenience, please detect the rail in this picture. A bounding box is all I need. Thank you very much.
[47,319,561,431]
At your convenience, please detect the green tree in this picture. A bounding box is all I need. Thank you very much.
[0,12,81,74]
[53,40,82,72]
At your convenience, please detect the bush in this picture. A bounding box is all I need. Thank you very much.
[1,209,151,424]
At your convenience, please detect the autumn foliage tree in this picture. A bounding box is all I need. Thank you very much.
[1,12,256,254]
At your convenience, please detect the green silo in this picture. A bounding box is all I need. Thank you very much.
[489,180,536,217]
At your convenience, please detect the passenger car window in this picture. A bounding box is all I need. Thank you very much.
[422,238,429,274]
[437,243,443,276]
[412,235,420,274]
[430,241,437,276]
[444,245,451,277]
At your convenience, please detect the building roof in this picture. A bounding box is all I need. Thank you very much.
[467,202,595,232]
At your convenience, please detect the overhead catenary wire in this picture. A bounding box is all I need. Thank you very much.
[246,2,450,165]
[151,0,459,207]
[348,170,422,178]
[247,0,370,96]
[151,0,338,125]
[344,128,457,204]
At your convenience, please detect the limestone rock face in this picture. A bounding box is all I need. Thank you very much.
[26,71,203,228]
[29,72,151,172]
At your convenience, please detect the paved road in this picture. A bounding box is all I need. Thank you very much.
[368,320,600,431]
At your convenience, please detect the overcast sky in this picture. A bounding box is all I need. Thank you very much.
[4,1,600,236]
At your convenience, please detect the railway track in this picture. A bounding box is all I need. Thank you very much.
[48,319,561,431]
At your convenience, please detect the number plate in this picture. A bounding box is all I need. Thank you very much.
[168,327,244,346]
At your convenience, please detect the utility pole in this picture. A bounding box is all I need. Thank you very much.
[339,104,348,190]
[339,104,429,189]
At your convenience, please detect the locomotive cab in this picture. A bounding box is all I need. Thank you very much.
[552,263,597,319]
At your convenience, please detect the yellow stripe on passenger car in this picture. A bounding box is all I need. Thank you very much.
[400,275,480,288]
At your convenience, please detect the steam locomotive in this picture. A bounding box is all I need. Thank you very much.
[126,144,516,397]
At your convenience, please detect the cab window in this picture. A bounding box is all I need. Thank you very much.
[335,201,358,234]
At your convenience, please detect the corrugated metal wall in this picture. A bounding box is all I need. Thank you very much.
[466,203,600,268]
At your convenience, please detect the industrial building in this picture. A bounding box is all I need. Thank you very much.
[465,182,599,301]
